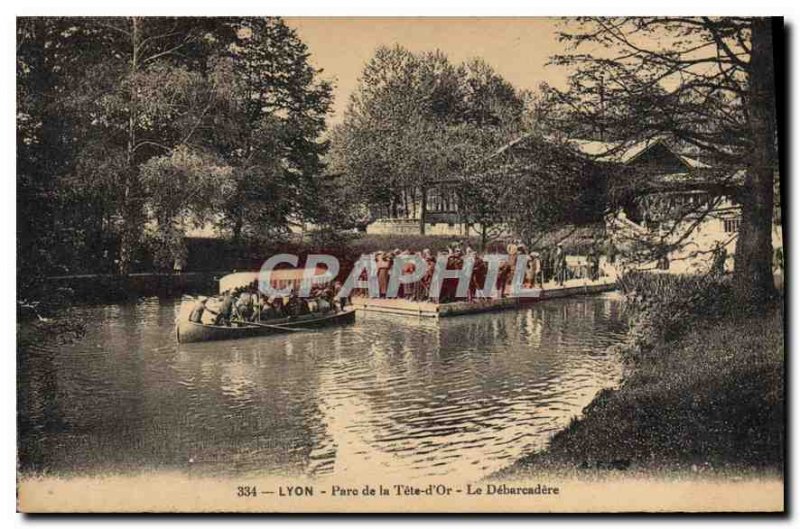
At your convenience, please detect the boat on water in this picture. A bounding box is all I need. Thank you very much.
[176,268,354,344]
[176,304,356,344]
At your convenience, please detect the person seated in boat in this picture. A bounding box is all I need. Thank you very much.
[332,280,348,311]
[315,297,332,313]
[214,290,238,326]
[252,293,266,322]
[282,290,297,317]
[260,296,275,319]
[265,293,279,319]
[317,283,335,310]
[309,284,327,304]
[236,291,254,322]
[266,295,286,319]
[188,296,216,324]
[299,296,310,316]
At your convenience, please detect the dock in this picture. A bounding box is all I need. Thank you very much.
[352,277,618,318]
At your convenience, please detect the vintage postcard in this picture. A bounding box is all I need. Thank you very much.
[16,16,784,513]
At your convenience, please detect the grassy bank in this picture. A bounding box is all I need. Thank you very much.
[500,273,784,477]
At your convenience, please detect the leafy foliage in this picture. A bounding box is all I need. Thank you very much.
[209,19,333,241]
[466,134,607,247]
[17,17,333,297]
[329,46,529,233]
[617,270,737,356]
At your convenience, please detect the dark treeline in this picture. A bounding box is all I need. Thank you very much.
[18,17,334,302]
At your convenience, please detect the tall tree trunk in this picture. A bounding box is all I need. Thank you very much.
[733,17,777,305]
[117,17,142,277]
[419,186,427,235]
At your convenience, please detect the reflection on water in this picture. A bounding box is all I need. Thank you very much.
[19,295,627,480]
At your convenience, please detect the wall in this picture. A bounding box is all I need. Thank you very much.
[366,218,480,237]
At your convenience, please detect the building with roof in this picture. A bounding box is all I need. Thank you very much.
[365,180,473,237]
[572,136,781,274]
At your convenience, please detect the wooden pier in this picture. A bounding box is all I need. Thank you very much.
[352,277,618,318]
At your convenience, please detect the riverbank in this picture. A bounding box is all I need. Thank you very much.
[498,275,784,478]
[43,271,222,304]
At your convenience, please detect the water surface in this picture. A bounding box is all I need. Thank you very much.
[19,294,627,481]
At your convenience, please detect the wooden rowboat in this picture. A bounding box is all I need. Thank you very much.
[176,306,356,344]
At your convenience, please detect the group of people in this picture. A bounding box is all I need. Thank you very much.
[187,238,613,323]
[187,280,348,326]
[512,239,606,285]
[363,239,606,304]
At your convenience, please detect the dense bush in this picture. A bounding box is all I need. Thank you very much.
[617,271,737,358]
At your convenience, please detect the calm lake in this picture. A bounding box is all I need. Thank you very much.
[19,294,628,481]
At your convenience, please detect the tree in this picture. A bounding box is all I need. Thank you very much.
[448,123,516,250]
[17,17,333,282]
[546,17,779,305]
[209,19,333,243]
[18,18,80,292]
[331,47,527,235]
[47,17,237,275]
[333,46,460,234]
[139,146,232,269]
[451,61,533,248]
[467,133,605,249]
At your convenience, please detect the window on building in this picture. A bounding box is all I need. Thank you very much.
[723,218,741,233]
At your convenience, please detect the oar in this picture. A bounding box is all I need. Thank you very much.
[232,318,308,333]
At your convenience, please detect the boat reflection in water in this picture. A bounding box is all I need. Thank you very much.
[18,293,627,481]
